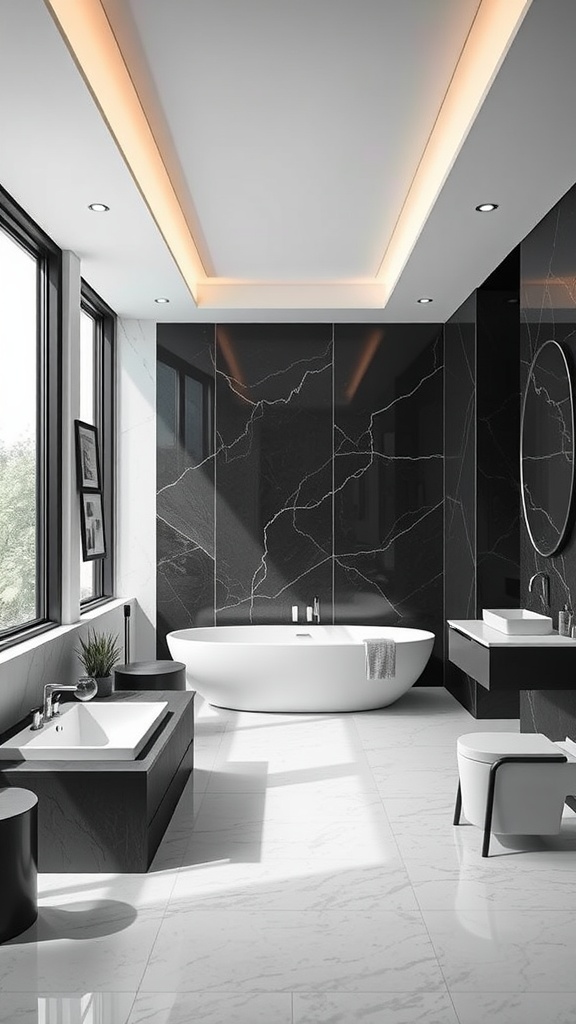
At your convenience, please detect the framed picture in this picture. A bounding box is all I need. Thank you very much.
[75,420,101,491]
[80,492,106,560]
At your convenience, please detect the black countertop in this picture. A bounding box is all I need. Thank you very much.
[0,689,195,775]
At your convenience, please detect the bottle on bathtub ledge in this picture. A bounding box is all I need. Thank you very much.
[558,603,573,637]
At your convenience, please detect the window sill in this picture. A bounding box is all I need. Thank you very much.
[0,597,132,667]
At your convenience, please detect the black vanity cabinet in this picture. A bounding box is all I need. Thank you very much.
[0,690,194,872]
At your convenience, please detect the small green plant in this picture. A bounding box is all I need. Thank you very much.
[76,629,122,678]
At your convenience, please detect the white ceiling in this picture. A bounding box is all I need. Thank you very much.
[1,0,576,323]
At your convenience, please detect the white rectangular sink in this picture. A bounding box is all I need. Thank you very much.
[482,608,553,635]
[0,701,168,761]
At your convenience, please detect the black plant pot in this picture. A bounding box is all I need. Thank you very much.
[95,675,114,698]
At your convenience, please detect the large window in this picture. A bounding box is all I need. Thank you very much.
[0,187,60,643]
[79,282,115,606]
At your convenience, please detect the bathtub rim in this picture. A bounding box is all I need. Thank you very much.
[167,624,435,647]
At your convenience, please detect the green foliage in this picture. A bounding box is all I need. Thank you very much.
[76,629,122,678]
[0,440,37,632]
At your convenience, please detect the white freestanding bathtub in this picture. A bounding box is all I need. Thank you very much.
[166,625,434,712]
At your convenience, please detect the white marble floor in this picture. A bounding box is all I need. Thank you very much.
[2,687,576,1023]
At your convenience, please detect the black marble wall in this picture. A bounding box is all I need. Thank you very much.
[444,258,521,718]
[333,326,444,682]
[519,182,576,738]
[157,326,215,658]
[444,294,477,624]
[214,324,333,624]
[157,323,444,682]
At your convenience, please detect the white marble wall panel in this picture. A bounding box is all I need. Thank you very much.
[116,318,157,661]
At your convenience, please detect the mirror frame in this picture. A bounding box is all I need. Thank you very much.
[520,339,575,557]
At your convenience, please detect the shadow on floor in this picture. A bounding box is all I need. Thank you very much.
[7,900,138,944]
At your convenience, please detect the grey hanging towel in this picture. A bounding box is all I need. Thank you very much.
[364,638,396,679]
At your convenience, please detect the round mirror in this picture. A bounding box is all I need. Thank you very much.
[521,340,575,556]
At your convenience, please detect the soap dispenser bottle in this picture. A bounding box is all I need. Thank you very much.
[559,603,573,637]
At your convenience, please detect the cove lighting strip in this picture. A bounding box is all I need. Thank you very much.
[376,0,533,304]
[44,0,206,304]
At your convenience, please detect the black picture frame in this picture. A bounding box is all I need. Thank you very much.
[75,419,101,492]
[80,492,107,561]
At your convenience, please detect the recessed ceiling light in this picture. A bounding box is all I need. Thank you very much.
[154,297,170,304]
[475,203,499,212]
[417,297,433,304]
[88,203,110,212]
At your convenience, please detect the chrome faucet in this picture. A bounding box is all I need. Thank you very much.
[31,679,98,730]
[306,597,321,624]
[528,571,550,614]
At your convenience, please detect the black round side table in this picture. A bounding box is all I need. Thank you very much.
[114,660,186,691]
[0,787,38,943]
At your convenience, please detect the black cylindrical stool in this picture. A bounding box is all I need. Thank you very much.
[114,660,186,691]
[0,787,38,943]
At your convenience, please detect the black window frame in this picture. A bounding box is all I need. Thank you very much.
[0,184,61,649]
[79,280,115,608]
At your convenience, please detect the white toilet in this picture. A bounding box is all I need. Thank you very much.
[455,732,576,855]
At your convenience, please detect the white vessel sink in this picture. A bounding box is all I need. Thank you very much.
[0,701,168,761]
[482,608,553,635]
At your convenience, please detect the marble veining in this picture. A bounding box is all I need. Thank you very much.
[157,324,444,674]
[215,328,333,624]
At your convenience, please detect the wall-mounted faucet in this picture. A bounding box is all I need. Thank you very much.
[296,598,321,624]
[305,596,321,624]
[528,571,550,614]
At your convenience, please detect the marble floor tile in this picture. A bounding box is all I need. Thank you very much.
[204,761,273,793]
[412,873,576,913]
[183,814,397,866]
[194,696,231,731]
[140,908,445,992]
[422,909,576,991]
[193,742,225,773]
[127,991,293,1023]
[211,716,362,770]
[354,688,468,718]
[381,795,456,837]
[192,766,211,795]
[37,868,177,908]
[452,992,576,1024]
[0,992,136,1024]
[364,744,458,771]
[192,779,387,829]
[293,991,459,1024]
[170,858,417,911]
[371,767,458,799]
[354,716,518,748]
[205,758,377,793]
[396,824,576,910]
[0,898,163,993]
[223,709,347,730]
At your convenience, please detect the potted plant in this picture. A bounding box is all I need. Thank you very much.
[76,629,122,698]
